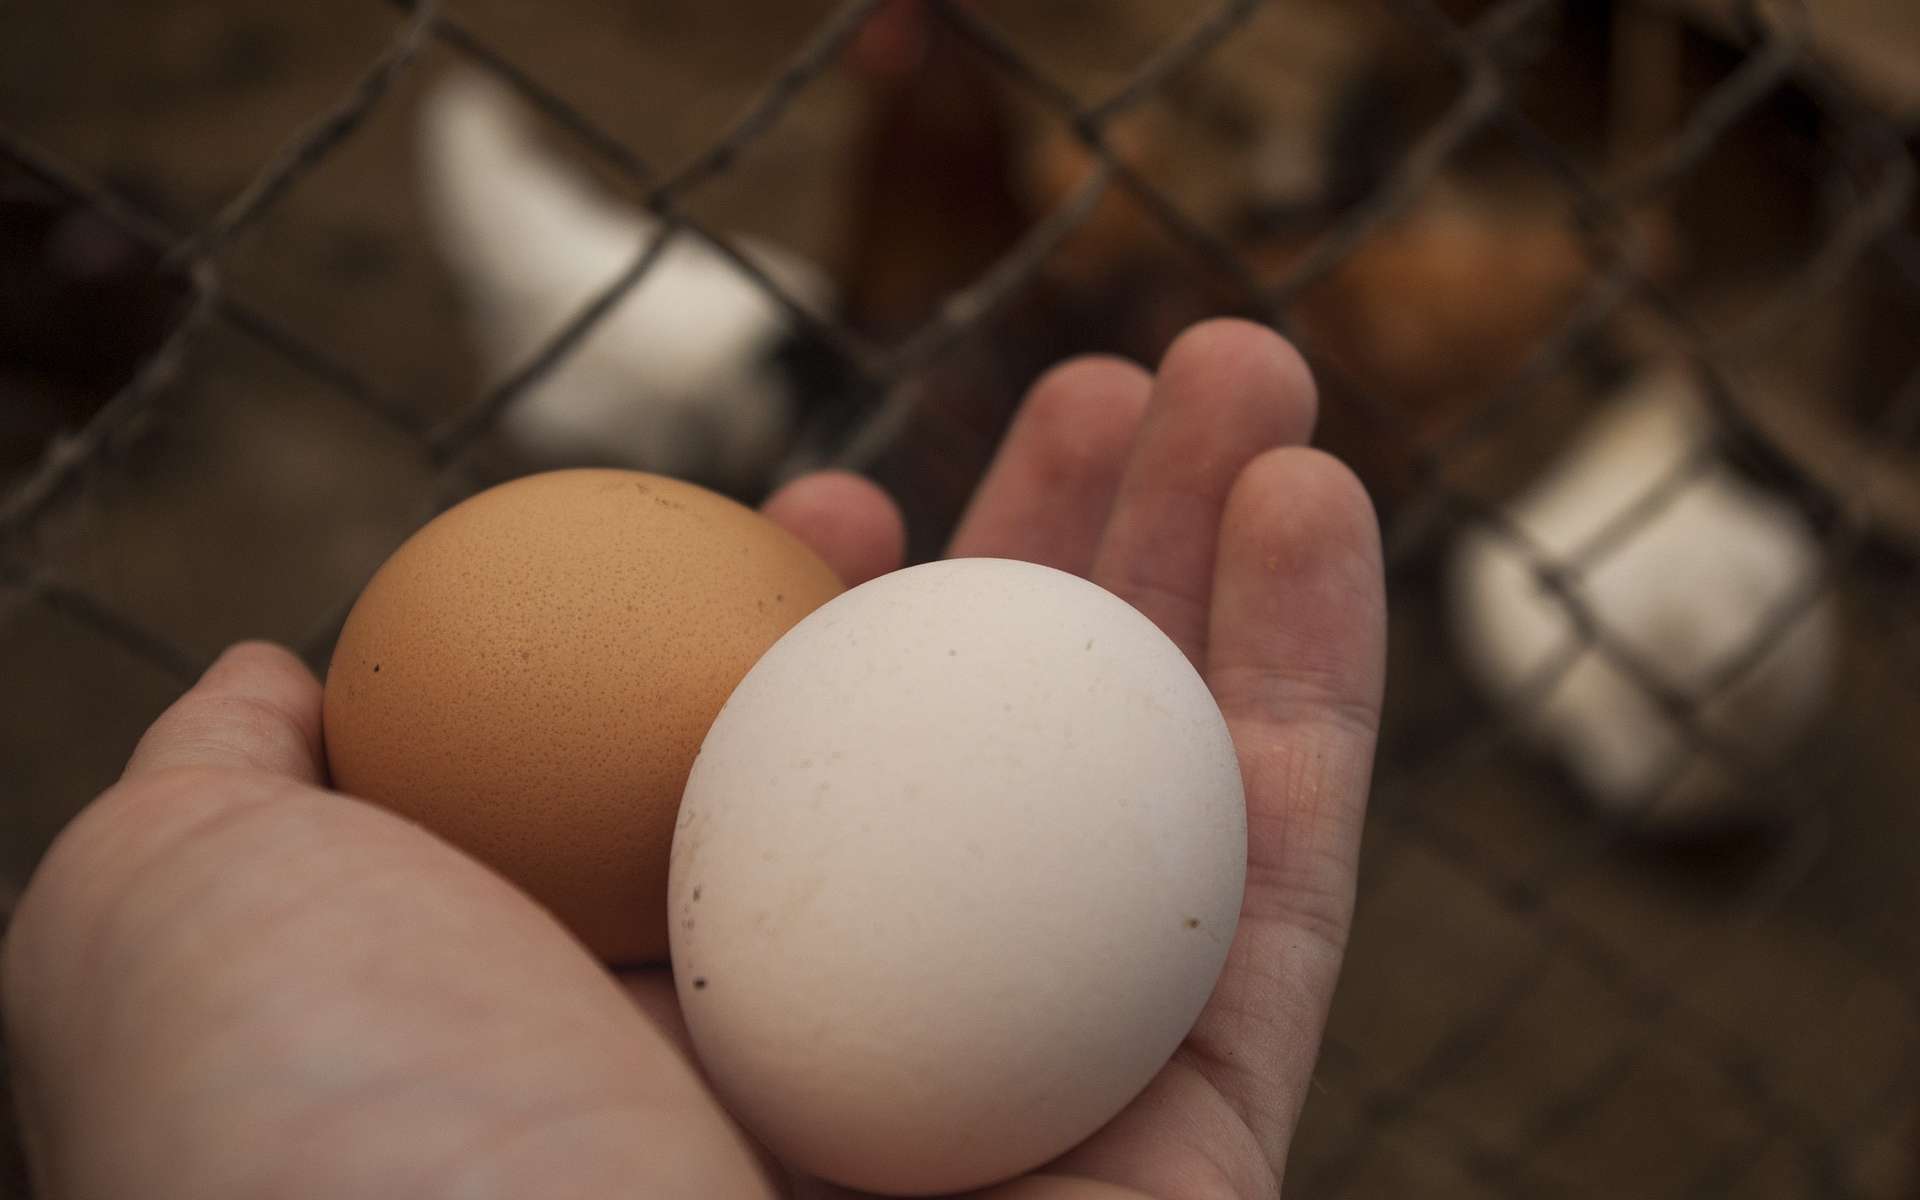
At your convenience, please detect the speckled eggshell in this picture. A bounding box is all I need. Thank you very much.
[323,468,843,964]
[669,557,1246,1196]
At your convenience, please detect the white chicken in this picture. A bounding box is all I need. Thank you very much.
[1446,364,1836,834]
[416,69,836,489]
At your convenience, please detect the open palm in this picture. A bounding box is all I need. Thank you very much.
[4,320,1383,1199]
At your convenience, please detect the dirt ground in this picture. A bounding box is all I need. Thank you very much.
[3,1,1918,1196]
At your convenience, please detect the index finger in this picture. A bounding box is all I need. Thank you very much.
[123,641,326,784]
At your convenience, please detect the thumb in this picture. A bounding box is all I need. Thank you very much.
[124,641,326,784]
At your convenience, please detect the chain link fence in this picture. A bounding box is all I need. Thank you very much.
[3,0,1919,1194]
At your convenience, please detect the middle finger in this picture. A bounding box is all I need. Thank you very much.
[1090,319,1318,666]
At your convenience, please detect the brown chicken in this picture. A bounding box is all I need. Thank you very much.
[1270,193,1603,405]
[1250,188,1675,505]
[837,0,1027,338]
[833,1,1224,557]
[833,4,1663,536]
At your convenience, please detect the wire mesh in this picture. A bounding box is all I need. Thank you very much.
[2,0,1917,1195]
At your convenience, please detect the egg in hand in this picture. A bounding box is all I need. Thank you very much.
[323,468,842,962]
[670,558,1247,1194]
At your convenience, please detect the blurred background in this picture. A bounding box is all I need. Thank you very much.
[3,0,1918,1194]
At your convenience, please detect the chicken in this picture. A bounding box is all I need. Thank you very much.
[1234,179,1680,504]
[1274,191,1607,407]
[834,3,1231,556]
[837,0,1027,338]
[1217,24,1688,507]
[1446,363,1836,834]
[828,1,1058,557]
[416,68,836,492]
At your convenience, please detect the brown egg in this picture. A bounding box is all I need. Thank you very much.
[322,469,842,963]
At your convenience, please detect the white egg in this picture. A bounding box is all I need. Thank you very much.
[668,558,1245,1196]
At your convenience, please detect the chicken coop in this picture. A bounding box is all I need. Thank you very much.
[3,0,1919,1194]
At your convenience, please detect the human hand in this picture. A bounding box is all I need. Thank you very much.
[3,319,1384,1199]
